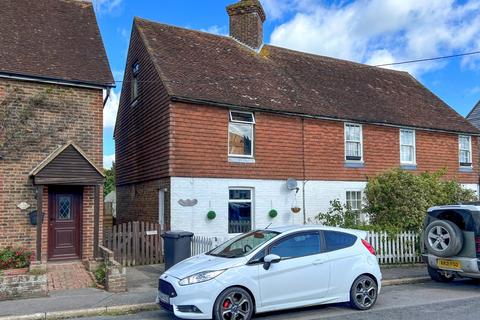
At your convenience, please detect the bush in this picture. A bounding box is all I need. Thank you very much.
[0,247,33,270]
[315,199,360,229]
[94,263,107,286]
[364,169,477,232]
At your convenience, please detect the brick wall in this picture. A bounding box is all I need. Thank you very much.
[170,102,478,183]
[116,178,170,228]
[0,78,103,260]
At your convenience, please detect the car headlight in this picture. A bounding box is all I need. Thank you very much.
[178,270,225,286]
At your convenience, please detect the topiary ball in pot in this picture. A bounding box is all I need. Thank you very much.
[207,210,216,220]
[269,209,278,218]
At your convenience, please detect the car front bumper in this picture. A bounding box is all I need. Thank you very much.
[157,273,225,320]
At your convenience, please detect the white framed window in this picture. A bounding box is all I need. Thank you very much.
[400,129,416,164]
[345,123,363,161]
[228,111,255,158]
[228,188,253,234]
[346,191,362,212]
[131,61,140,102]
[459,135,472,167]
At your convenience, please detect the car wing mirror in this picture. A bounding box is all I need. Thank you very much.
[263,254,281,270]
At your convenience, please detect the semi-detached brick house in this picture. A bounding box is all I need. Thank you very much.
[115,0,480,237]
[0,0,114,263]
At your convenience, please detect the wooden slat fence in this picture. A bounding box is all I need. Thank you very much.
[367,231,421,264]
[104,221,164,266]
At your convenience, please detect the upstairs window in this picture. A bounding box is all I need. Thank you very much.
[131,62,140,102]
[459,135,472,167]
[345,123,363,161]
[229,111,255,157]
[400,129,416,164]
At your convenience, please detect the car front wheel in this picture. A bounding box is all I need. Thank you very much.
[350,275,378,310]
[213,287,254,320]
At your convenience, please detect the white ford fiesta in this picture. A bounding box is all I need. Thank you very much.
[157,225,381,320]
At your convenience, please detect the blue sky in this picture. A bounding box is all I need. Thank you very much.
[96,0,480,168]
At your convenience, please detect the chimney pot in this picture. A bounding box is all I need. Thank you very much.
[227,0,266,49]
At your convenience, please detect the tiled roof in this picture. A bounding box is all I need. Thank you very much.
[136,17,478,134]
[0,0,114,87]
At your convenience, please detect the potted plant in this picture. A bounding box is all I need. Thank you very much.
[269,209,278,218]
[0,247,32,276]
[207,210,216,220]
[291,207,301,213]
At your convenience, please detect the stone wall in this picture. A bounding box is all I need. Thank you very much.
[0,274,48,300]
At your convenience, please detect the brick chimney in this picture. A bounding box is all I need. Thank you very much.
[227,0,266,49]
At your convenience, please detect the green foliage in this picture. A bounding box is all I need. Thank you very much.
[207,211,216,220]
[104,162,115,197]
[364,169,477,232]
[269,209,278,218]
[94,263,107,286]
[315,199,360,229]
[0,247,33,270]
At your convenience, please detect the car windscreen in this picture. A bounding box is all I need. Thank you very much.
[207,230,280,258]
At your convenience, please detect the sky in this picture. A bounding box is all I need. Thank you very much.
[95,0,480,169]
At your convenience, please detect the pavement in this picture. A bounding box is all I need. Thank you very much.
[0,264,428,320]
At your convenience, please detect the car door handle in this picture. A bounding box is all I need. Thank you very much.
[312,259,325,265]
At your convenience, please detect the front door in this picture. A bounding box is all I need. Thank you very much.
[48,187,82,260]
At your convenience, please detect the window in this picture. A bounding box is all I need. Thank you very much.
[229,111,255,157]
[459,135,472,167]
[228,189,253,233]
[131,62,140,102]
[346,191,362,212]
[400,129,416,164]
[345,123,363,161]
[324,231,357,252]
[270,232,321,259]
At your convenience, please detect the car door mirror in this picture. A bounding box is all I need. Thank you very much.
[263,254,281,270]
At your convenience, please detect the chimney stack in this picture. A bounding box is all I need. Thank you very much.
[227,0,266,49]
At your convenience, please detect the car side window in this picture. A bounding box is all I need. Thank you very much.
[270,232,321,259]
[324,231,357,252]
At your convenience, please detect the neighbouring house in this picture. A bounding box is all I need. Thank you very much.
[0,0,114,263]
[115,0,479,237]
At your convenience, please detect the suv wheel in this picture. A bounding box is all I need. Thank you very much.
[424,220,463,257]
[428,265,455,282]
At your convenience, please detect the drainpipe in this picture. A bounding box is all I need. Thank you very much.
[103,88,111,107]
[301,118,307,224]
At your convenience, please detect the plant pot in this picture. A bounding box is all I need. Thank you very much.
[2,267,29,276]
[291,207,301,214]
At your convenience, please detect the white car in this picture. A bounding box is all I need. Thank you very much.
[157,225,381,320]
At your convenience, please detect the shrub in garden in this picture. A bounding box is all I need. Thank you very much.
[364,169,476,232]
[315,199,360,229]
[0,247,33,270]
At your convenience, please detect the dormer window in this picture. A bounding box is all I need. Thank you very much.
[228,111,255,158]
[131,62,140,102]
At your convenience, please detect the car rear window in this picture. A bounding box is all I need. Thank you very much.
[324,231,357,252]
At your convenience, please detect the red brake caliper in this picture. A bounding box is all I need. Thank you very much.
[223,299,231,309]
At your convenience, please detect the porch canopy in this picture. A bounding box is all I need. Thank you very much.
[29,141,104,261]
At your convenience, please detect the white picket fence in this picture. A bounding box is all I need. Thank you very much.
[366,231,421,264]
[191,231,422,265]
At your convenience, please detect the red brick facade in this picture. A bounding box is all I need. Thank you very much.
[170,102,478,184]
[0,78,104,262]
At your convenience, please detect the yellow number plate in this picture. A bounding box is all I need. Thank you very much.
[437,259,462,270]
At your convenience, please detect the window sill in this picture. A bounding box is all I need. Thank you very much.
[228,157,255,164]
[344,161,364,168]
[400,164,417,170]
[459,167,473,173]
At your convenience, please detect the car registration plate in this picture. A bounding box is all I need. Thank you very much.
[437,259,462,270]
[158,292,170,304]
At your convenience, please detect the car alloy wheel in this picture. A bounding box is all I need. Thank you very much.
[214,287,253,320]
[350,275,378,310]
[427,226,451,252]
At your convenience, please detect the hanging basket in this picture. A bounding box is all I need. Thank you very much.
[268,209,278,219]
[291,207,301,214]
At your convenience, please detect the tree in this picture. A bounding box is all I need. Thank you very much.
[104,162,115,197]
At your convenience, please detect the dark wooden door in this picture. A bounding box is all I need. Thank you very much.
[48,187,82,260]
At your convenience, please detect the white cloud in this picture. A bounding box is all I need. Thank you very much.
[200,25,228,36]
[269,0,480,76]
[103,154,115,169]
[103,90,120,129]
[93,0,123,15]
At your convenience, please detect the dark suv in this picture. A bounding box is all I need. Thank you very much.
[422,204,480,282]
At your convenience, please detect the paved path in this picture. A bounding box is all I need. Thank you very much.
[76,279,480,320]
[47,261,94,291]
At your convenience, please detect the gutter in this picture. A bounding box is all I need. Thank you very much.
[170,95,480,136]
[0,72,115,90]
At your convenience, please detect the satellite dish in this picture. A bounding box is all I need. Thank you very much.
[286,178,298,191]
